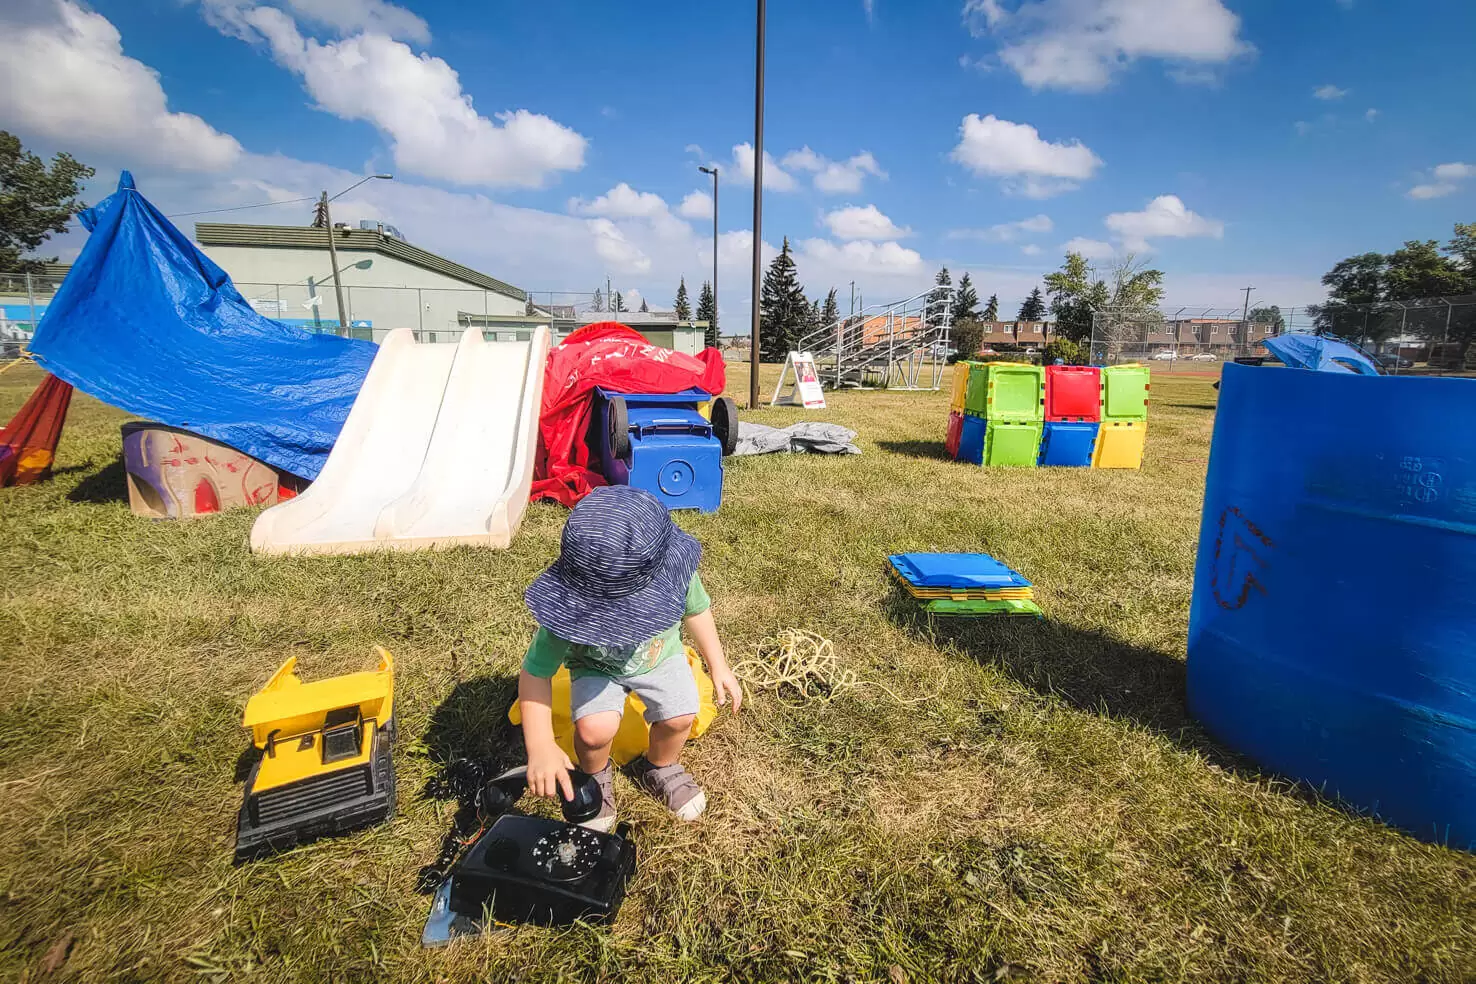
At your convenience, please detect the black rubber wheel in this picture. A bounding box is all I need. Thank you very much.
[608,396,631,460]
[711,396,739,456]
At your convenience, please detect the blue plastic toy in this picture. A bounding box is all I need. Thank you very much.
[957,415,986,465]
[592,388,737,513]
[1038,421,1099,467]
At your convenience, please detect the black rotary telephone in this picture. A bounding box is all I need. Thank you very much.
[421,766,637,945]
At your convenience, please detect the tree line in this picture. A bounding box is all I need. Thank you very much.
[1314,222,1476,343]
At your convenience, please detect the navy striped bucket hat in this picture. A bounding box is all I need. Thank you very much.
[525,485,702,647]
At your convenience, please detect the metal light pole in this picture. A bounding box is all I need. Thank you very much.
[698,165,719,343]
[748,0,766,409]
[320,173,393,333]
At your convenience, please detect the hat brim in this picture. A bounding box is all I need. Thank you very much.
[525,528,702,648]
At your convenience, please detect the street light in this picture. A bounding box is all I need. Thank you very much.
[320,173,393,333]
[697,165,718,346]
[748,0,766,409]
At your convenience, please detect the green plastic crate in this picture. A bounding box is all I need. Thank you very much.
[923,598,1044,618]
[984,420,1042,467]
[1102,364,1150,421]
[963,362,991,415]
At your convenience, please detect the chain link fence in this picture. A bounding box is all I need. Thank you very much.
[1090,305,1289,367]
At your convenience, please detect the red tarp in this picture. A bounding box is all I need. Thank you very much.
[532,322,726,507]
[1,372,74,487]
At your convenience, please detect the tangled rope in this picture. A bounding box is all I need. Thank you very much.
[732,628,937,707]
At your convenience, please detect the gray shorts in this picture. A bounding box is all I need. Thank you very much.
[570,655,700,724]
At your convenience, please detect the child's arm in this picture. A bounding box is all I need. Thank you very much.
[518,670,574,801]
[684,608,742,714]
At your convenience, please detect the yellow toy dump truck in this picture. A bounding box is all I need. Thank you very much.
[235,647,396,861]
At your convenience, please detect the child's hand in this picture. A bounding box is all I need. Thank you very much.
[526,744,575,802]
[710,663,744,715]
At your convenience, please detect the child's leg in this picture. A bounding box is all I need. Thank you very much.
[645,713,696,767]
[572,711,621,772]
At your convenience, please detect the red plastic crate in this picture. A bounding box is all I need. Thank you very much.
[945,411,963,458]
[1044,365,1101,422]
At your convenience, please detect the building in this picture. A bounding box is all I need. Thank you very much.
[1161,318,1276,353]
[195,222,528,343]
[972,321,1053,352]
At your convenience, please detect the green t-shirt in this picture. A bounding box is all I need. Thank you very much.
[523,574,710,680]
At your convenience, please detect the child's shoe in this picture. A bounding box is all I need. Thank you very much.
[581,761,617,832]
[628,756,707,820]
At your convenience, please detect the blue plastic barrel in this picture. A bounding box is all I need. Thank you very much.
[1188,363,1476,849]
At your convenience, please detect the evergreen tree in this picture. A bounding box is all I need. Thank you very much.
[759,237,807,360]
[927,266,953,327]
[592,287,604,312]
[695,280,717,348]
[639,296,650,313]
[952,272,979,322]
[982,293,999,321]
[1018,286,1046,321]
[674,277,691,321]
[612,290,627,312]
[821,287,841,328]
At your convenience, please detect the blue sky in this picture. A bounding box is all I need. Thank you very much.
[2,0,1474,321]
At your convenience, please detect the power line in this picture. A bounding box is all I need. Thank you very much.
[165,196,316,219]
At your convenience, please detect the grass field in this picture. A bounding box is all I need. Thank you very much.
[2,361,1473,983]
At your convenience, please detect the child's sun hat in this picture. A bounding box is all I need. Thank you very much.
[525,485,701,647]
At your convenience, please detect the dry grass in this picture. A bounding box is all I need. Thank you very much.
[1,361,1473,984]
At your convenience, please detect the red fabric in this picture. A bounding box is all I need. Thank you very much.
[532,322,726,507]
[1,372,74,487]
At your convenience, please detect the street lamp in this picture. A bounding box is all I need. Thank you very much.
[320,173,393,333]
[697,165,718,346]
[748,0,766,409]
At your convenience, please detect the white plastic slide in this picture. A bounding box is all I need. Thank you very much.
[250,326,550,555]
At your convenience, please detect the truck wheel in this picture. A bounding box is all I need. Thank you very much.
[711,396,739,456]
[608,396,631,460]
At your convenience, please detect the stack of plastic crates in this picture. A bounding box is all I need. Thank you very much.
[887,552,1043,618]
[947,362,1147,469]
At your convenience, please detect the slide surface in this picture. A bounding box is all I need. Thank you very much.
[250,327,550,555]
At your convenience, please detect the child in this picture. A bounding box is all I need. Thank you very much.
[519,485,742,830]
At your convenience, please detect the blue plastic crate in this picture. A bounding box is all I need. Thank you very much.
[957,414,986,465]
[1038,421,1099,467]
[888,552,1032,590]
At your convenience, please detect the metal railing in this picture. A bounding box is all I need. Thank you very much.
[794,287,954,390]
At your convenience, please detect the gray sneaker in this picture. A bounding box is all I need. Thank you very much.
[580,761,617,833]
[628,756,707,820]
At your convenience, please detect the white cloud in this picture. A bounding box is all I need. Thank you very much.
[797,238,925,276]
[0,0,243,172]
[684,143,704,157]
[1061,237,1116,259]
[1104,194,1224,251]
[963,0,1252,92]
[1408,162,1476,201]
[1293,120,1312,136]
[1313,84,1348,100]
[1021,244,1043,256]
[730,142,797,192]
[209,4,586,188]
[948,214,1053,241]
[782,147,887,193]
[1365,108,1379,122]
[823,205,911,241]
[863,0,876,24]
[571,183,668,220]
[588,218,651,274]
[678,190,714,220]
[950,114,1101,197]
[266,0,429,43]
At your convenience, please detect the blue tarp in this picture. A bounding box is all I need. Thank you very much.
[1263,332,1381,375]
[28,172,375,479]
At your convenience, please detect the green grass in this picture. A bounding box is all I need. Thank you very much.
[1,361,1473,983]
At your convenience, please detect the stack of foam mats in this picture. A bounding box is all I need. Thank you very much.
[888,552,1043,618]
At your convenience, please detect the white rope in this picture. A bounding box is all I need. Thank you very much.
[732,628,936,707]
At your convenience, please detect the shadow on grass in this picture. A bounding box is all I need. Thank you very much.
[877,439,953,462]
[67,457,127,504]
[1162,402,1219,411]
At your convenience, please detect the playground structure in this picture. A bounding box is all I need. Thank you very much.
[122,422,301,519]
[945,362,1148,469]
[250,326,550,555]
[791,287,953,391]
[0,371,72,487]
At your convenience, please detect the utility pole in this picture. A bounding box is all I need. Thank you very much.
[320,191,348,333]
[748,0,766,409]
[698,165,719,340]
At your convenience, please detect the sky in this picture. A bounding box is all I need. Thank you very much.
[2,0,1474,323]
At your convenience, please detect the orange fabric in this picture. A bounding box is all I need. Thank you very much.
[531,322,726,507]
[1,373,73,486]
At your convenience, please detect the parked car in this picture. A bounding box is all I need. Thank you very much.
[1190,352,1219,361]
[1375,353,1414,369]
[1151,350,1178,361]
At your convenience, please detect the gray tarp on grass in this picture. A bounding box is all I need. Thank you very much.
[733,422,861,456]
